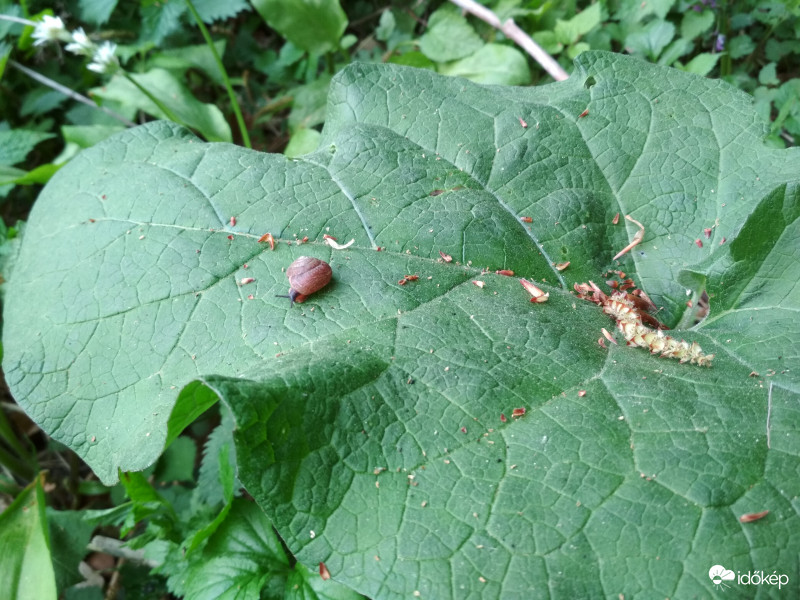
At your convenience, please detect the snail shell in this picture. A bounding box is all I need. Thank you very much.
[278,256,332,306]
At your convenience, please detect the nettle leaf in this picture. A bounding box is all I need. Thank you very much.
[191,0,250,24]
[4,52,800,598]
[78,0,118,26]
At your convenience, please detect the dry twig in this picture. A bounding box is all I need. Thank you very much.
[612,215,645,260]
[448,0,569,81]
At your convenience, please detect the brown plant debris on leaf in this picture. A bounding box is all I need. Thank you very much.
[258,232,275,250]
[739,510,769,523]
[520,279,549,303]
[612,215,645,260]
[575,278,714,367]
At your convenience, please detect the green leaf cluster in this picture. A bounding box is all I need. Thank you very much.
[404,4,531,85]
[505,0,800,145]
[1,0,798,215]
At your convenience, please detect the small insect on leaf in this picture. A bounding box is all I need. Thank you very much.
[578,390,587,397]
[704,228,712,239]
[579,109,589,118]
[500,413,507,423]
[230,216,236,227]
[612,215,645,261]
[227,235,234,240]
[238,277,255,286]
[496,269,514,276]
[555,262,570,271]
[739,510,769,523]
[430,189,444,197]
[258,232,275,250]
[511,407,526,418]
[695,239,703,248]
[612,213,620,225]
[520,216,533,223]
[520,278,549,303]
[518,117,528,128]
[405,275,419,281]
[398,279,407,285]
[598,337,607,349]
[472,280,485,288]
[439,251,453,262]
[319,562,331,580]
[323,234,337,241]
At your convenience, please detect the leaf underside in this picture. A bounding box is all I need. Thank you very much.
[4,52,799,598]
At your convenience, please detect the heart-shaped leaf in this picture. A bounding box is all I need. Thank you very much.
[4,52,798,598]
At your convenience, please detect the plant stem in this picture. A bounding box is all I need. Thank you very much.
[0,405,37,480]
[0,403,34,460]
[718,5,731,77]
[0,14,36,27]
[9,60,136,126]
[448,0,569,81]
[185,0,251,148]
[0,443,35,480]
[121,71,188,128]
[88,535,160,567]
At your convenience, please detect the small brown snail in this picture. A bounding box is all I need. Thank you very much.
[276,256,332,306]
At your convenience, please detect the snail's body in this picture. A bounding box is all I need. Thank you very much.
[277,256,332,306]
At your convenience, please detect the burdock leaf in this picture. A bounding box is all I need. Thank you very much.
[4,52,798,598]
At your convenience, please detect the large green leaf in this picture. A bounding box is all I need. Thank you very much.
[4,52,799,598]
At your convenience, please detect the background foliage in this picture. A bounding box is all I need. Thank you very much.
[1,1,799,599]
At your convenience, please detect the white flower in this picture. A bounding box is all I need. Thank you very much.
[65,28,94,56]
[87,41,119,75]
[32,15,67,46]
